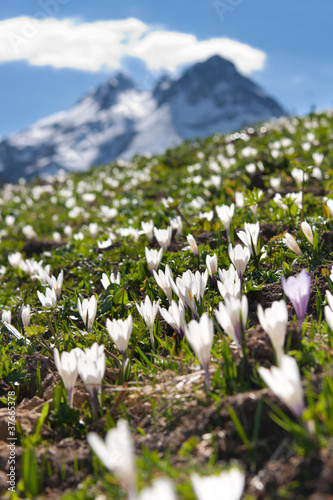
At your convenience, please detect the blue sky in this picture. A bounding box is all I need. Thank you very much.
[0,0,332,137]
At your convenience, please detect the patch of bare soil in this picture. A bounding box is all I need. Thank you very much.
[22,239,64,257]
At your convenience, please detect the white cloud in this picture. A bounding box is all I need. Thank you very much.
[0,16,266,74]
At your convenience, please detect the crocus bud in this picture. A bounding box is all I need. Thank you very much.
[54,347,79,407]
[185,313,214,389]
[21,305,31,327]
[257,300,288,366]
[141,220,154,240]
[300,221,313,245]
[206,254,218,288]
[283,233,303,256]
[187,234,199,257]
[258,355,305,418]
[228,244,250,292]
[282,269,311,332]
[2,310,11,324]
[145,247,163,274]
[77,295,97,332]
[136,296,159,349]
[153,226,172,250]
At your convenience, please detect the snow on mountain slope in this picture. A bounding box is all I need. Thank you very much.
[0,55,285,183]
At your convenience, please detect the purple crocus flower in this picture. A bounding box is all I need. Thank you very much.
[282,269,311,332]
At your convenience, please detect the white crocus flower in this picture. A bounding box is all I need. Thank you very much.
[258,355,305,418]
[64,225,73,239]
[228,244,250,290]
[21,304,31,328]
[87,419,136,500]
[218,264,239,285]
[54,347,79,407]
[311,167,322,180]
[37,287,57,308]
[77,343,105,415]
[97,235,116,249]
[8,252,23,268]
[300,221,313,245]
[153,226,172,250]
[257,300,288,366]
[22,224,37,239]
[173,269,208,318]
[324,290,333,331]
[217,277,241,299]
[217,264,240,299]
[170,215,183,240]
[101,271,121,290]
[2,310,11,324]
[159,299,185,339]
[145,247,163,274]
[88,222,99,238]
[291,167,308,188]
[53,231,62,243]
[237,222,260,256]
[32,262,51,284]
[185,313,214,389]
[216,203,234,243]
[283,233,303,256]
[153,264,174,302]
[46,270,64,300]
[313,152,324,166]
[136,295,160,349]
[215,295,248,349]
[77,295,97,332]
[191,468,245,500]
[141,220,154,240]
[216,203,234,229]
[139,478,177,500]
[270,177,281,190]
[235,192,244,209]
[5,215,15,227]
[206,254,218,276]
[199,210,214,222]
[106,315,133,364]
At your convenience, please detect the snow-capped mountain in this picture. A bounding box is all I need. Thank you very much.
[0,55,285,183]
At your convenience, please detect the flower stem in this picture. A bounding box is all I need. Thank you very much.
[46,312,59,349]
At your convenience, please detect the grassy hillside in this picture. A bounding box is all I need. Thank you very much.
[0,110,333,499]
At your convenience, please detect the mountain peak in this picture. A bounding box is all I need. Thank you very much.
[87,72,136,111]
[190,54,238,74]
